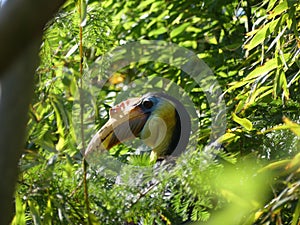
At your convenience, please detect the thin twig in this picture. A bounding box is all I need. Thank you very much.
[77,0,91,223]
[130,181,161,208]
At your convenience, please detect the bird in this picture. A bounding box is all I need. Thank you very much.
[84,92,191,162]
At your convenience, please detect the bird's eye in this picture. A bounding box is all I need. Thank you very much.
[142,99,154,109]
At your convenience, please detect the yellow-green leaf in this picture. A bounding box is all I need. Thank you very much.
[217,132,238,144]
[235,98,247,113]
[137,0,156,10]
[266,0,278,11]
[291,197,300,225]
[170,22,190,38]
[283,117,300,137]
[80,0,87,26]
[268,0,288,19]
[258,159,290,173]
[244,58,277,81]
[244,17,281,50]
[11,194,26,225]
[148,26,167,37]
[232,113,253,131]
[227,80,250,92]
[172,13,184,25]
[279,70,289,99]
[28,200,42,224]
[247,86,273,106]
[285,152,300,171]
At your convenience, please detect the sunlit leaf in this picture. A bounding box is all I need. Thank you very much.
[283,116,300,137]
[234,98,246,113]
[137,0,156,10]
[148,26,167,37]
[179,40,197,49]
[246,86,272,107]
[279,70,289,99]
[28,200,42,225]
[266,0,279,11]
[268,0,288,19]
[217,132,238,144]
[80,0,87,26]
[43,198,53,224]
[65,44,78,57]
[244,58,277,81]
[258,159,290,174]
[244,17,281,50]
[227,80,250,92]
[232,113,253,131]
[172,13,183,25]
[285,152,300,171]
[170,22,190,38]
[11,195,26,225]
[291,199,300,225]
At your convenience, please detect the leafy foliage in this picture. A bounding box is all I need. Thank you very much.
[12,0,300,224]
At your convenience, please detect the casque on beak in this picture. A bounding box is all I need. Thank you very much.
[84,97,150,156]
[84,92,190,162]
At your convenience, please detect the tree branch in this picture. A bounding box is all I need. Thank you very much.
[0,0,66,76]
[0,0,66,223]
[0,39,39,225]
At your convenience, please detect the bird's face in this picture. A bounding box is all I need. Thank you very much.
[139,95,177,158]
[85,93,179,161]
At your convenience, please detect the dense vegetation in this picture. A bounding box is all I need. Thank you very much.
[12,0,300,224]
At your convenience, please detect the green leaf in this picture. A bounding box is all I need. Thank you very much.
[244,58,277,81]
[148,26,167,37]
[268,0,288,19]
[258,159,290,173]
[232,113,253,131]
[217,132,238,144]
[227,80,251,92]
[291,200,300,225]
[170,22,191,38]
[179,40,197,49]
[172,13,184,25]
[28,200,42,225]
[244,17,281,50]
[279,70,289,99]
[80,0,87,26]
[246,86,273,107]
[43,198,53,225]
[137,0,156,10]
[149,1,163,12]
[234,98,247,113]
[266,0,279,11]
[283,117,300,137]
[11,195,26,225]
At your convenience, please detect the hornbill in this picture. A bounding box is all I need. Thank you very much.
[84,92,191,162]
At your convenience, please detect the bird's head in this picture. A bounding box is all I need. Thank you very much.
[85,92,191,162]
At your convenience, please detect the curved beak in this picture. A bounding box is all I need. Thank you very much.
[84,97,149,156]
